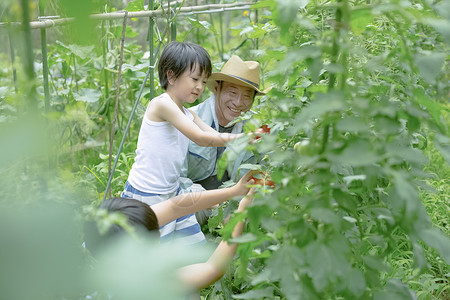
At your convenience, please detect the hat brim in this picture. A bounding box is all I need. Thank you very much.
[207,73,269,96]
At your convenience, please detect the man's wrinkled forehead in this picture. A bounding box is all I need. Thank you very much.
[221,82,255,96]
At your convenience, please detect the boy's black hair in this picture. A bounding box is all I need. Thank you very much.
[84,197,159,256]
[158,41,212,90]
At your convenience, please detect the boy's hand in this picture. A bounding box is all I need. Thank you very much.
[232,171,256,196]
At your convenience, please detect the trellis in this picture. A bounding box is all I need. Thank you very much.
[1,1,262,201]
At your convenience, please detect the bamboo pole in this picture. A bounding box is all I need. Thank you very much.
[39,0,50,112]
[148,0,155,100]
[254,0,259,50]
[0,2,255,29]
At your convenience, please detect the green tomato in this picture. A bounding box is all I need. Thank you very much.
[294,140,310,154]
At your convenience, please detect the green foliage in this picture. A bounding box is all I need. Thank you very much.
[216,0,450,299]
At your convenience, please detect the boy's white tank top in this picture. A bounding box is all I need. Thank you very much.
[128,93,193,194]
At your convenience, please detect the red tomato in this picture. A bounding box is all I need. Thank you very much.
[261,124,271,133]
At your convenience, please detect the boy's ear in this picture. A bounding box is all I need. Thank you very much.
[167,70,176,85]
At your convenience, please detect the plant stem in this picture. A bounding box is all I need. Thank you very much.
[20,0,37,109]
[8,30,18,93]
[101,21,110,113]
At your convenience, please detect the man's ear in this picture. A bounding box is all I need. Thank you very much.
[167,70,176,85]
[213,81,220,93]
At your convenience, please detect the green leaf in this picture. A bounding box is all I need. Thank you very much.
[362,255,390,273]
[425,18,450,44]
[251,0,275,9]
[434,134,450,164]
[73,88,102,103]
[267,245,306,298]
[309,208,339,225]
[126,0,144,12]
[418,228,450,264]
[57,42,94,59]
[289,91,345,134]
[328,140,379,167]
[347,268,366,297]
[374,279,416,300]
[187,18,217,34]
[216,151,228,180]
[125,25,139,38]
[122,63,148,72]
[232,287,274,299]
[219,212,246,240]
[229,233,258,244]
[392,171,421,217]
[414,52,446,83]
[207,206,223,231]
[336,116,370,133]
[351,8,374,35]
[413,88,444,130]
[373,116,399,135]
[273,0,309,43]
[412,242,427,271]
[305,237,350,291]
[386,143,428,165]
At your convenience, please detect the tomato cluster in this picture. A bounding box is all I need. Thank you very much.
[255,125,271,140]
[250,171,275,188]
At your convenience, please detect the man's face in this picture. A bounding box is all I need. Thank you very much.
[215,81,255,127]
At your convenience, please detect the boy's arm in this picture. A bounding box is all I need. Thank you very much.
[176,190,254,290]
[151,172,254,227]
[155,97,242,147]
[190,110,220,134]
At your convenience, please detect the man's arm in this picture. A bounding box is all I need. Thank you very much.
[151,172,254,227]
[176,190,254,289]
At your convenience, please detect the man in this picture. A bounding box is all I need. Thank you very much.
[180,55,269,199]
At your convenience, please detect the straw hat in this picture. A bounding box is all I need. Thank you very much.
[207,55,270,95]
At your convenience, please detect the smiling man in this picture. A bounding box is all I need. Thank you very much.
[180,55,269,201]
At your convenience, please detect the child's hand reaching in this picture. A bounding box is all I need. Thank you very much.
[238,187,255,212]
[232,171,256,196]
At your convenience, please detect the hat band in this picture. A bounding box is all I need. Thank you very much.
[227,74,259,89]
